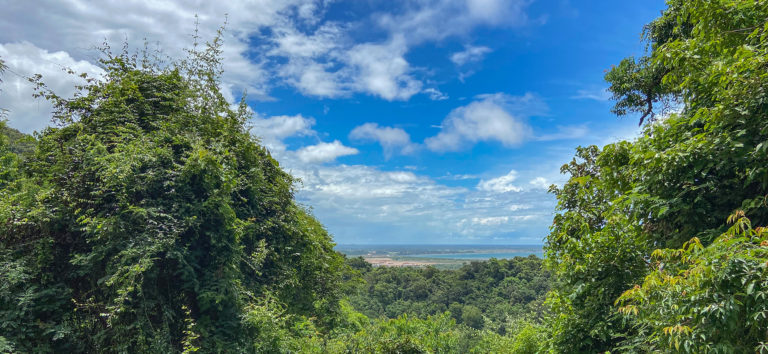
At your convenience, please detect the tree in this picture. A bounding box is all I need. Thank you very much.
[461,305,483,329]
[0,34,346,352]
[546,0,768,352]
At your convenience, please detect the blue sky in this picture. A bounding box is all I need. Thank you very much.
[0,0,667,244]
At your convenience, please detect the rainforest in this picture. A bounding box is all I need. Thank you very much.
[1,0,768,353]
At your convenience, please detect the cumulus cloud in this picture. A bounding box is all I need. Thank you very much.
[438,173,479,181]
[281,61,345,98]
[269,23,343,58]
[247,114,359,165]
[263,0,533,101]
[477,170,522,193]
[246,117,552,242]
[425,93,546,152]
[0,0,537,119]
[296,140,358,163]
[249,114,315,151]
[285,161,553,242]
[0,0,328,104]
[0,0,332,131]
[345,36,422,101]
[349,123,417,158]
[508,204,531,211]
[270,23,348,98]
[0,0,554,244]
[0,42,104,133]
[268,27,422,101]
[377,0,531,44]
[450,45,492,65]
[251,114,315,140]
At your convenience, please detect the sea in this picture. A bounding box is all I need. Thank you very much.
[336,244,544,261]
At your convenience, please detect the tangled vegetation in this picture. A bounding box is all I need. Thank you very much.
[0,36,347,352]
[545,0,768,352]
[0,31,547,354]
[2,0,768,352]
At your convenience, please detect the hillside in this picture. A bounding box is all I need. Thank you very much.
[0,125,34,156]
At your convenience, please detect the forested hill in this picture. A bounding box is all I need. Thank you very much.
[346,256,548,332]
[0,125,34,156]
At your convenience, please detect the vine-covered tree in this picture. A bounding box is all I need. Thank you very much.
[545,0,768,352]
[0,34,346,352]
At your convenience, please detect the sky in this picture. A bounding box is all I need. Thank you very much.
[0,0,668,245]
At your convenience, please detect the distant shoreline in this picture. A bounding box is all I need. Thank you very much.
[363,257,441,267]
[344,245,544,268]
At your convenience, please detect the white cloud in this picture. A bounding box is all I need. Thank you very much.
[470,216,509,226]
[248,114,361,165]
[0,0,554,244]
[349,122,417,158]
[466,0,530,25]
[423,88,449,101]
[281,60,344,98]
[0,42,104,133]
[270,23,343,58]
[296,140,358,163]
[477,170,522,193]
[262,0,533,101]
[270,23,348,98]
[286,161,553,242]
[5,0,328,99]
[345,36,422,101]
[249,114,315,151]
[0,0,536,120]
[425,93,546,152]
[270,30,422,101]
[251,114,315,140]
[450,45,492,65]
[529,177,550,190]
[0,0,333,131]
[377,0,531,44]
[508,204,531,211]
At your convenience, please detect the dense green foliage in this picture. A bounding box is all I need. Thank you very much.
[0,38,551,354]
[617,213,768,352]
[323,312,546,353]
[545,0,768,352]
[0,125,36,157]
[347,256,549,331]
[5,1,768,351]
[0,40,346,352]
[0,35,553,354]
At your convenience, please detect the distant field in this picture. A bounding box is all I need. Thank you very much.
[337,244,544,268]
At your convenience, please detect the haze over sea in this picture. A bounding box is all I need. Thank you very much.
[337,244,544,261]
